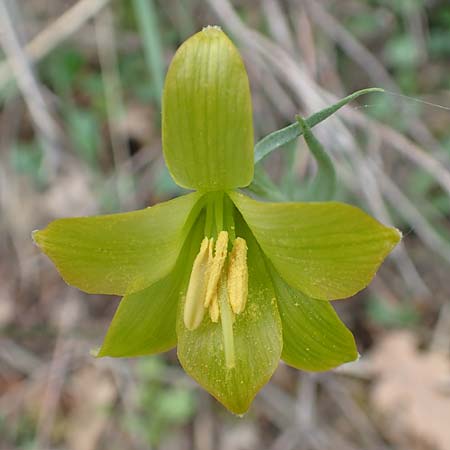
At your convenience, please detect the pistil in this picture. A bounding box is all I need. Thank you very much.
[218,274,236,369]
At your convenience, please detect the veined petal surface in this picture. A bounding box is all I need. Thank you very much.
[177,218,282,414]
[98,215,206,357]
[271,270,357,371]
[97,272,180,357]
[230,191,401,300]
[162,26,254,190]
[34,192,203,295]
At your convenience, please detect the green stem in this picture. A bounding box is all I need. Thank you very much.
[296,115,336,201]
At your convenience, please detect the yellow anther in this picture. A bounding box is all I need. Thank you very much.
[204,231,229,308]
[184,237,212,330]
[227,237,248,314]
[209,293,220,323]
[184,231,243,370]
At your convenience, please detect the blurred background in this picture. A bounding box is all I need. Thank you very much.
[1,0,450,449]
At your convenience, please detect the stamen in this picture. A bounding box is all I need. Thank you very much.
[227,238,248,314]
[204,231,228,307]
[209,292,220,322]
[218,274,236,369]
[184,237,212,330]
[184,231,243,370]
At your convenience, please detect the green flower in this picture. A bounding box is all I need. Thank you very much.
[33,27,401,414]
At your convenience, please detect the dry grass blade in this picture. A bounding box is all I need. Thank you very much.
[0,0,112,92]
[303,0,440,150]
[349,151,430,297]
[372,164,450,264]
[262,0,296,55]
[303,0,396,90]
[321,376,388,450]
[0,0,61,174]
[95,6,134,209]
[34,338,75,449]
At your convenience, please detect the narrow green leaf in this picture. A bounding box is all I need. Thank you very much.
[163,27,254,190]
[254,88,384,163]
[279,140,298,199]
[296,115,336,201]
[229,191,401,300]
[177,215,282,414]
[271,269,357,371]
[33,192,203,296]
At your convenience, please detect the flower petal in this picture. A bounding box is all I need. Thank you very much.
[177,218,282,414]
[229,191,401,300]
[162,26,254,190]
[98,215,206,357]
[271,269,357,371]
[97,272,179,357]
[33,192,203,295]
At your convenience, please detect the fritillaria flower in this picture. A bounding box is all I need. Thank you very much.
[34,27,400,414]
